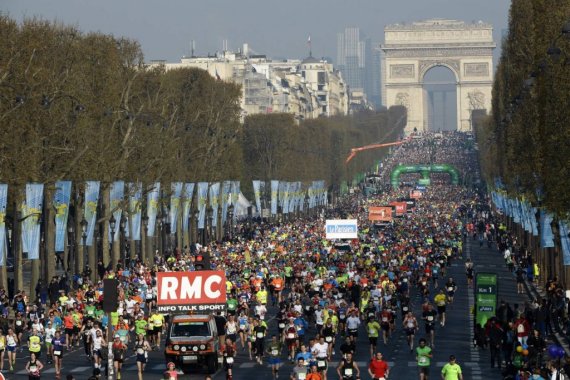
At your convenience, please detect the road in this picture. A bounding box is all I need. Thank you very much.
[0,235,531,380]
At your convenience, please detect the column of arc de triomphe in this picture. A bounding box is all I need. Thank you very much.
[381,19,496,134]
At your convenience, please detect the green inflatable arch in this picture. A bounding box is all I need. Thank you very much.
[390,164,460,188]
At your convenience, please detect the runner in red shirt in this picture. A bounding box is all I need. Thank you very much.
[368,352,390,380]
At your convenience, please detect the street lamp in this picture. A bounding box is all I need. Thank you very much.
[109,214,116,269]
[227,205,234,240]
[67,223,74,272]
[193,210,199,245]
[80,216,88,270]
[142,215,148,262]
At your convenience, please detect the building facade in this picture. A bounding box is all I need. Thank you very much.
[147,48,349,121]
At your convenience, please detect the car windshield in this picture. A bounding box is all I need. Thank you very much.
[171,322,210,337]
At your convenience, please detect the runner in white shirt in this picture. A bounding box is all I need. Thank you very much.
[312,336,330,377]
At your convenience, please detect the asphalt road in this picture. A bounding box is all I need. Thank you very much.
[0,237,530,380]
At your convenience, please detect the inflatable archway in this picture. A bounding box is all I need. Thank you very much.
[390,164,460,188]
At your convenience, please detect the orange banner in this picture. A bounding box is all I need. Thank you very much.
[369,206,393,221]
[389,201,407,215]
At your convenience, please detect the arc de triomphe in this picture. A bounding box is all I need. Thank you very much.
[381,19,495,133]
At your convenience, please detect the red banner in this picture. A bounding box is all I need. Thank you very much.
[369,206,393,222]
[390,201,407,215]
[156,271,227,313]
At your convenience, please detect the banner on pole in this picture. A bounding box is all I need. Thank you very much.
[170,182,183,232]
[54,181,72,252]
[197,182,208,229]
[83,181,100,247]
[209,183,220,228]
[271,180,279,215]
[109,181,124,242]
[146,182,161,237]
[182,183,195,235]
[221,181,231,226]
[128,182,142,241]
[253,180,261,215]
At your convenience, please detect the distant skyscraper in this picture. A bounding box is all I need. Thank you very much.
[337,27,381,109]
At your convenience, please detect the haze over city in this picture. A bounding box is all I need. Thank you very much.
[4,0,510,62]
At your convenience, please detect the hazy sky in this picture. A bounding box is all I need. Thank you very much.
[3,0,511,63]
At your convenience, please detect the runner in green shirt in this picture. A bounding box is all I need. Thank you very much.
[416,338,432,380]
[132,314,148,336]
[441,355,463,380]
[366,319,381,358]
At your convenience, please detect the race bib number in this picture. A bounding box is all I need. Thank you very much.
[16,321,22,326]
[256,332,264,338]
[272,349,278,356]
[137,348,144,355]
[382,317,388,322]
[226,357,234,364]
[325,336,333,342]
[403,306,408,312]
[287,333,295,339]
[447,287,453,292]
[318,360,326,367]
[278,323,285,329]
[419,356,428,364]
[298,373,306,380]
[345,368,353,376]
[427,316,434,321]
[54,350,61,356]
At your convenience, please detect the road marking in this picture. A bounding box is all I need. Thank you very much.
[70,366,93,373]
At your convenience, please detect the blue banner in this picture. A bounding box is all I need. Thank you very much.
[182,183,194,235]
[0,184,7,266]
[53,181,71,252]
[252,180,261,215]
[128,182,142,241]
[559,222,570,266]
[271,180,279,215]
[531,207,539,236]
[221,181,231,226]
[22,183,44,259]
[109,181,124,242]
[197,182,208,229]
[83,181,100,247]
[540,210,555,248]
[146,182,161,237]
[170,182,183,232]
[209,183,220,228]
[231,181,240,221]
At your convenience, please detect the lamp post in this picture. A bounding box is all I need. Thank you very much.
[227,205,234,240]
[157,210,164,255]
[109,214,116,268]
[80,216,88,271]
[162,213,168,253]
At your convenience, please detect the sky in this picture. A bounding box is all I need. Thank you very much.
[3,0,511,64]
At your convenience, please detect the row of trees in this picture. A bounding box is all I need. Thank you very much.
[0,16,405,299]
[476,1,570,215]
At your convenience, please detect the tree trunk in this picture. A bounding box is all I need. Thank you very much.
[0,265,6,292]
[88,244,96,283]
[13,200,23,294]
[102,186,111,267]
[44,186,56,284]
[30,259,40,302]
[75,196,84,275]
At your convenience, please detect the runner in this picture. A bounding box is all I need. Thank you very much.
[441,355,463,380]
[416,338,432,380]
[367,316,381,358]
[6,327,17,372]
[267,335,283,378]
[134,333,152,380]
[368,351,389,380]
[337,352,360,380]
[422,304,437,348]
[25,352,44,379]
[311,335,329,379]
[434,289,447,327]
[403,311,419,352]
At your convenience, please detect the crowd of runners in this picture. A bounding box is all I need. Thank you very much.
[0,131,566,380]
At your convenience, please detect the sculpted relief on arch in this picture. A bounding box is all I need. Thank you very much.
[395,92,411,109]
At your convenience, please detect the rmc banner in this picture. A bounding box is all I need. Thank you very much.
[22,183,44,259]
[0,184,7,266]
[53,181,72,252]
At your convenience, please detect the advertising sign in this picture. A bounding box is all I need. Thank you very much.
[156,271,227,313]
[368,206,393,222]
[401,198,416,213]
[474,273,498,327]
[325,219,358,239]
[390,201,407,215]
[410,190,423,199]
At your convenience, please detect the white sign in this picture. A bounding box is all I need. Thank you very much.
[325,219,358,239]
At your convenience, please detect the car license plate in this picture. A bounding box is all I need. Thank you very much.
[183,355,198,362]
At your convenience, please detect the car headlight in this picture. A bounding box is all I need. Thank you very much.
[193,346,199,352]
[180,346,187,352]
[200,344,206,350]
[173,345,180,351]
